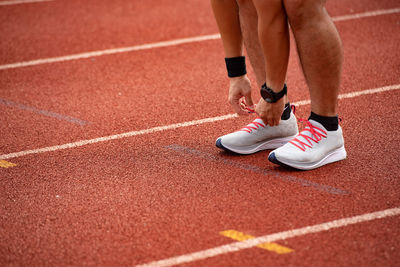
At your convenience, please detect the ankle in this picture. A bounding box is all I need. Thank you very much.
[308,112,338,131]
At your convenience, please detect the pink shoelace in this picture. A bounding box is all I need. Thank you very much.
[238,101,296,133]
[239,99,340,151]
[239,118,265,133]
[289,119,327,151]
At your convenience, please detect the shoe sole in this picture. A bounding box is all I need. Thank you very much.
[216,135,297,155]
[268,145,347,170]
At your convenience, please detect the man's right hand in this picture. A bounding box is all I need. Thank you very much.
[228,75,254,115]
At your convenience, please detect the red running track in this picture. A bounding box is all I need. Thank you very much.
[0,0,399,266]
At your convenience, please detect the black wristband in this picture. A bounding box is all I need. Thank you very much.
[225,56,247,77]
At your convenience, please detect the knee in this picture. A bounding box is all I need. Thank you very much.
[283,0,325,29]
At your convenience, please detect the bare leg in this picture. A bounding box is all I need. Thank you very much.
[236,0,289,104]
[284,0,343,117]
[252,0,290,92]
[236,0,265,88]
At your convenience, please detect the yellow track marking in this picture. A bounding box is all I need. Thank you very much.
[220,230,293,254]
[0,160,17,168]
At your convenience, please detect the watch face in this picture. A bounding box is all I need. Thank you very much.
[261,87,274,103]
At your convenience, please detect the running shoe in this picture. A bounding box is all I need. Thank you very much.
[216,109,298,154]
[268,119,347,170]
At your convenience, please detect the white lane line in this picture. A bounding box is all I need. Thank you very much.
[332,7,400,22]
[0,84,399,160]
[0,114,236,160]
[0,0,54,6]
[0,34,220,70]
[337,84,400,99]
[135,207,400,267]
[292,84,400,106]
[0,7,399,70]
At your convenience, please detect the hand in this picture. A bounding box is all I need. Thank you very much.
[228,75,254,115]
[255,97,285,126]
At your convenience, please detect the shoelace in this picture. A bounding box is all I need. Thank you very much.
[239,98,256,114]
[240,99,338,150]
[238,101,296,133]
[238,100,263,133]
[239,118,265,133]
[289,118,327,151]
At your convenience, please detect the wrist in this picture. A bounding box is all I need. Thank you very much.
[229,75,247,81]
[229,75,250,87]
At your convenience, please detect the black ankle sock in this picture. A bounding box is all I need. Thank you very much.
[281,103,291,120]
[308,112,339,131]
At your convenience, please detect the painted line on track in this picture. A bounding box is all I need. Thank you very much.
[332,7,400,22]
[0,7,399,70]
[220,230,293,254]
[0,0,54,6]
[165,144,349,195]
[0,160,17,168]
[0,114,236,160]
[0,34,220,70]
[0,98,89,125]
[292,84,400,106]
[136,207,400,267]
[0,84,399,161]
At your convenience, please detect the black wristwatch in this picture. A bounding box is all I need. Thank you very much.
[260,83,287,103]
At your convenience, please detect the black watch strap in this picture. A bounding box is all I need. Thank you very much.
[260,83,287,103]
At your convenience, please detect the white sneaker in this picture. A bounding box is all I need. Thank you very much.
[268,119,347,170]
[216,110,298,154]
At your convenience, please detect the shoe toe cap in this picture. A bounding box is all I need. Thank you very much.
[268,152,292,168]
[268,152,279,164]
[216,138,224,149]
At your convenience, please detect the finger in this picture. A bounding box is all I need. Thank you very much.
[230,97,247,115]
[274,117,282,126]
[269,115,279,126]
[271,116,279,126]
[244,94,254,107]
[259,115,270,126]
[240,98,256,114]
[268,117,275,126]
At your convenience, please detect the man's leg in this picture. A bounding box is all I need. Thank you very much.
[283,0,343,117]
[248,0,290,127]
[235,0,265,88]
[251,0,290,93]
[216,0,298,155]
[239,0,290,127]
[268,0,346,170]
